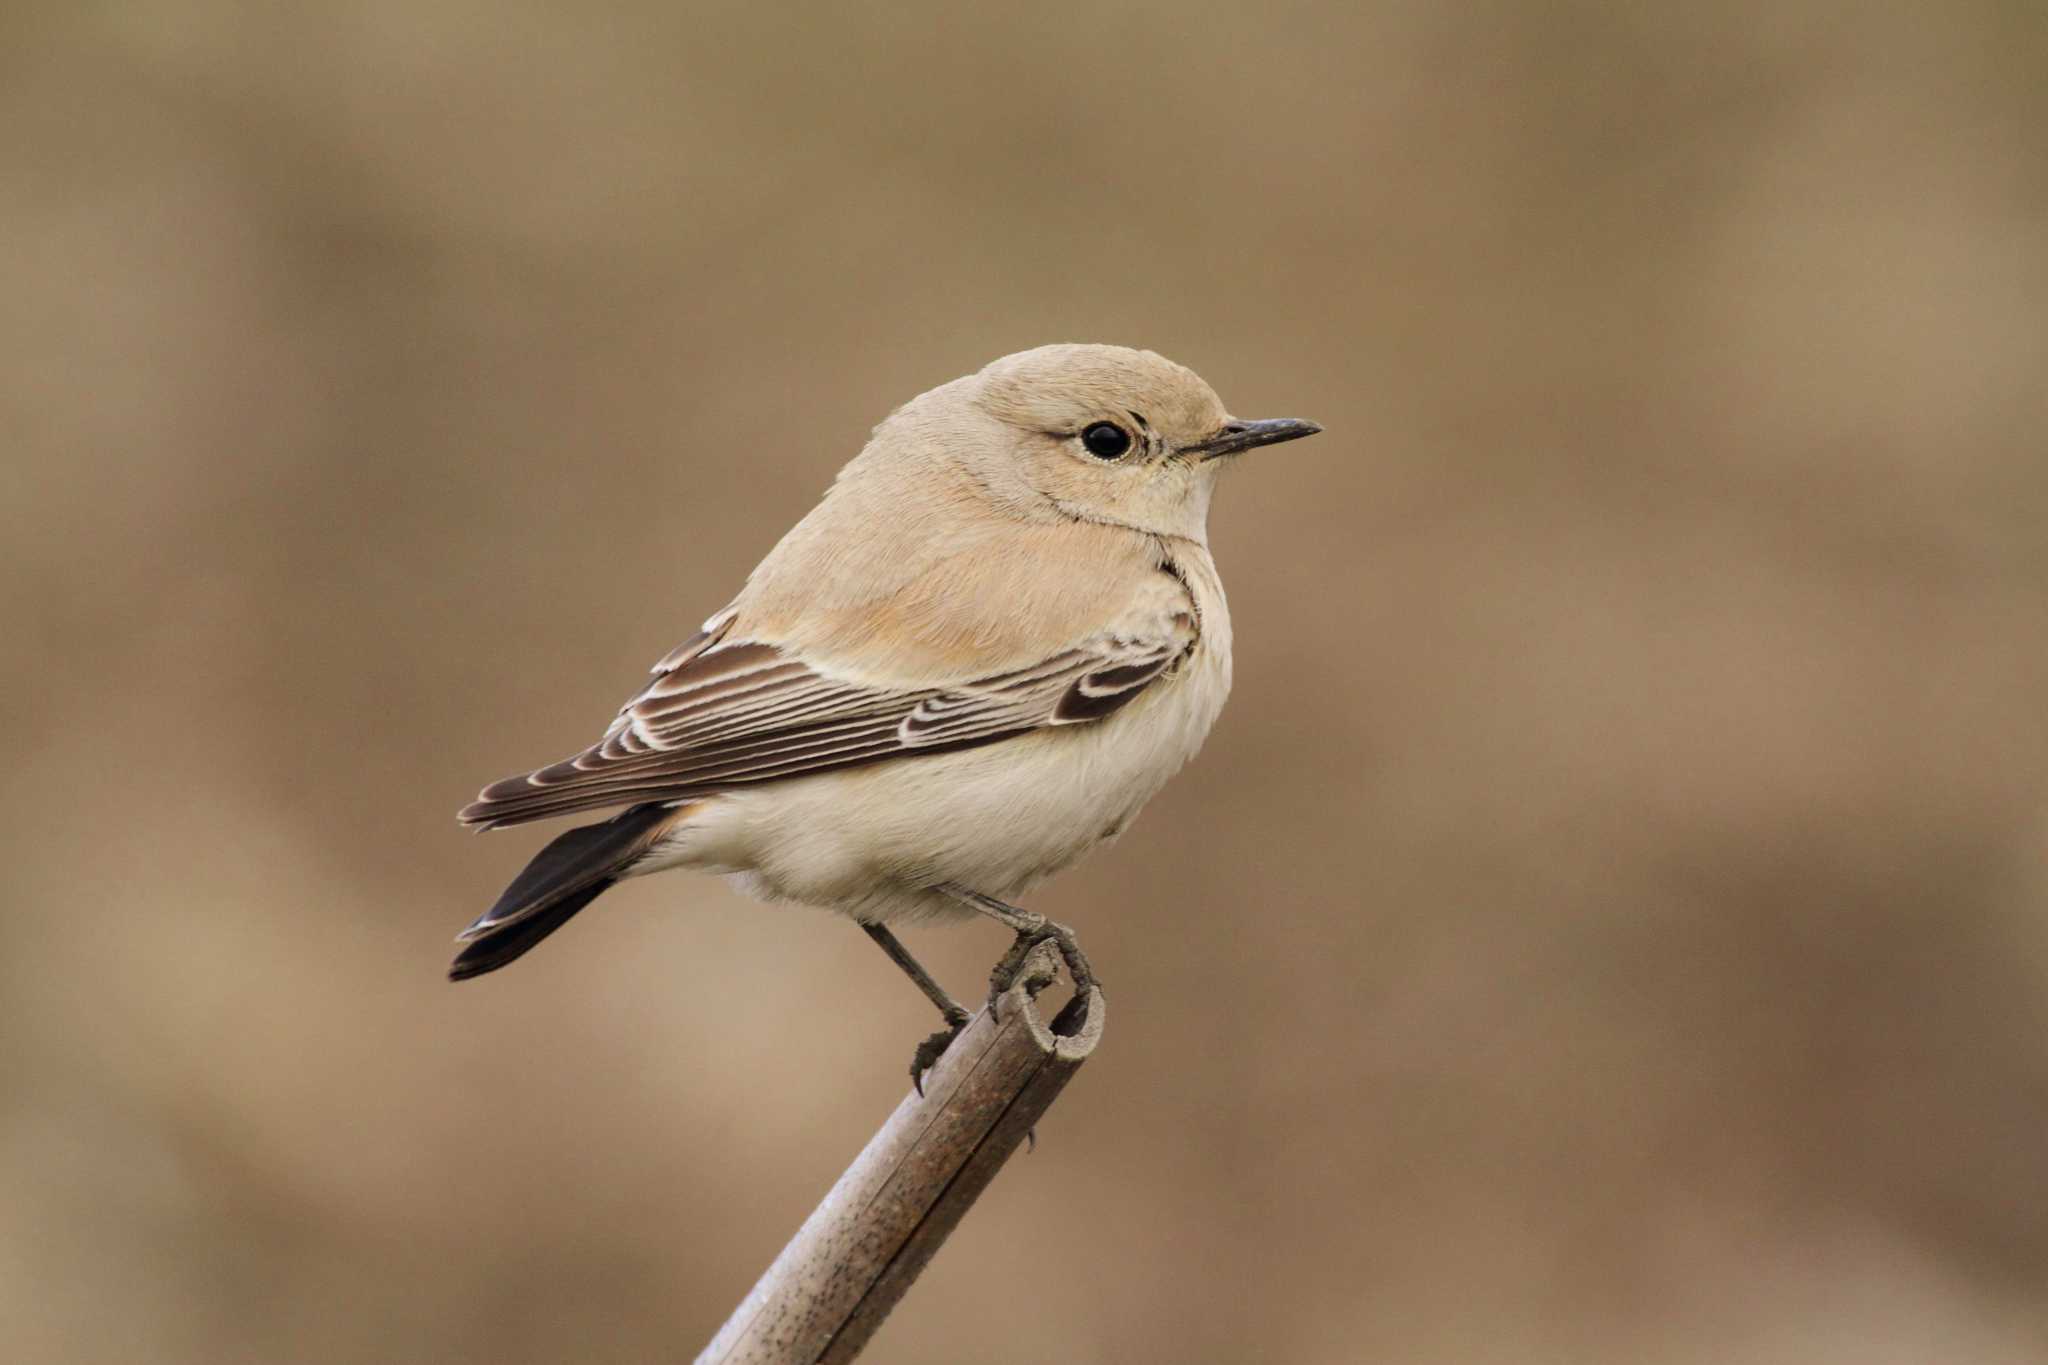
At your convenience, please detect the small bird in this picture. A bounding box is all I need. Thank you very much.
[454,344,1320,1082]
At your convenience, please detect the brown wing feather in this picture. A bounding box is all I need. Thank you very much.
[459,623,1191,830]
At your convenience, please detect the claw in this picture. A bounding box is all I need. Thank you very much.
[987,919,1098,1016]
[909,1018,968,1096]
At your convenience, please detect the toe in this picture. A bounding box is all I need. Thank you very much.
[909,1021,967,1095]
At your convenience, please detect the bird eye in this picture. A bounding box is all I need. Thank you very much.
[1080,422,1132,460]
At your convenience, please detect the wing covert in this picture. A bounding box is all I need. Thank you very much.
[459,610,1195,829]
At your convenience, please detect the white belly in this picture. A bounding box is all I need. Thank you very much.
[638,633,1231,923]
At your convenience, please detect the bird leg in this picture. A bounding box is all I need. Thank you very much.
[860,922,971,1094]
[934,883,1098,1009]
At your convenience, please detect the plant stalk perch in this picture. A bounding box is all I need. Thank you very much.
[697,941,1105,1364]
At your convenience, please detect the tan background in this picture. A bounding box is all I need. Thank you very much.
[5,2,2046,1361]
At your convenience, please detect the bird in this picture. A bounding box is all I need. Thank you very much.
[453,344,1320,1085]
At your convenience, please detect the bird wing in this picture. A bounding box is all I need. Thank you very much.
[458,603,1197,829]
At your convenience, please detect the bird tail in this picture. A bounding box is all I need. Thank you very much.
[449,802,684,981]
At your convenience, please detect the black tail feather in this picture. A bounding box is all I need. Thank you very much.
[449,802,679,982]
[449,880,613,980]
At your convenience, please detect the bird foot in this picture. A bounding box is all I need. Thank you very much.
[909,1008,972,1096]
[988,917,1096,1015]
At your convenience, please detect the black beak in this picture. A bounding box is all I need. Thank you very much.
[1184,416,1323,461]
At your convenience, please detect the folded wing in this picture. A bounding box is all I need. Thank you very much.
[459,608,1194,829]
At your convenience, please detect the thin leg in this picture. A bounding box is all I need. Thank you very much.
[862,922,971,1024]
[934,883,1098,1003]
[861,922,970,1094]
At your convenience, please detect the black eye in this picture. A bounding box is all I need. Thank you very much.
[1080,422,1132,460]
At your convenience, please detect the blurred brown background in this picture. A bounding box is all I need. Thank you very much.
[4,2,2046,1361]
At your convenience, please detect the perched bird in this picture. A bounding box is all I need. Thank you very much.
[455,344,1320,1082]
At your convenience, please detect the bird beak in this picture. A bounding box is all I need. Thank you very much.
[1184,417,1324,461]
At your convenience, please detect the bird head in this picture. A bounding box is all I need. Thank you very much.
[884,344,1321,544]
